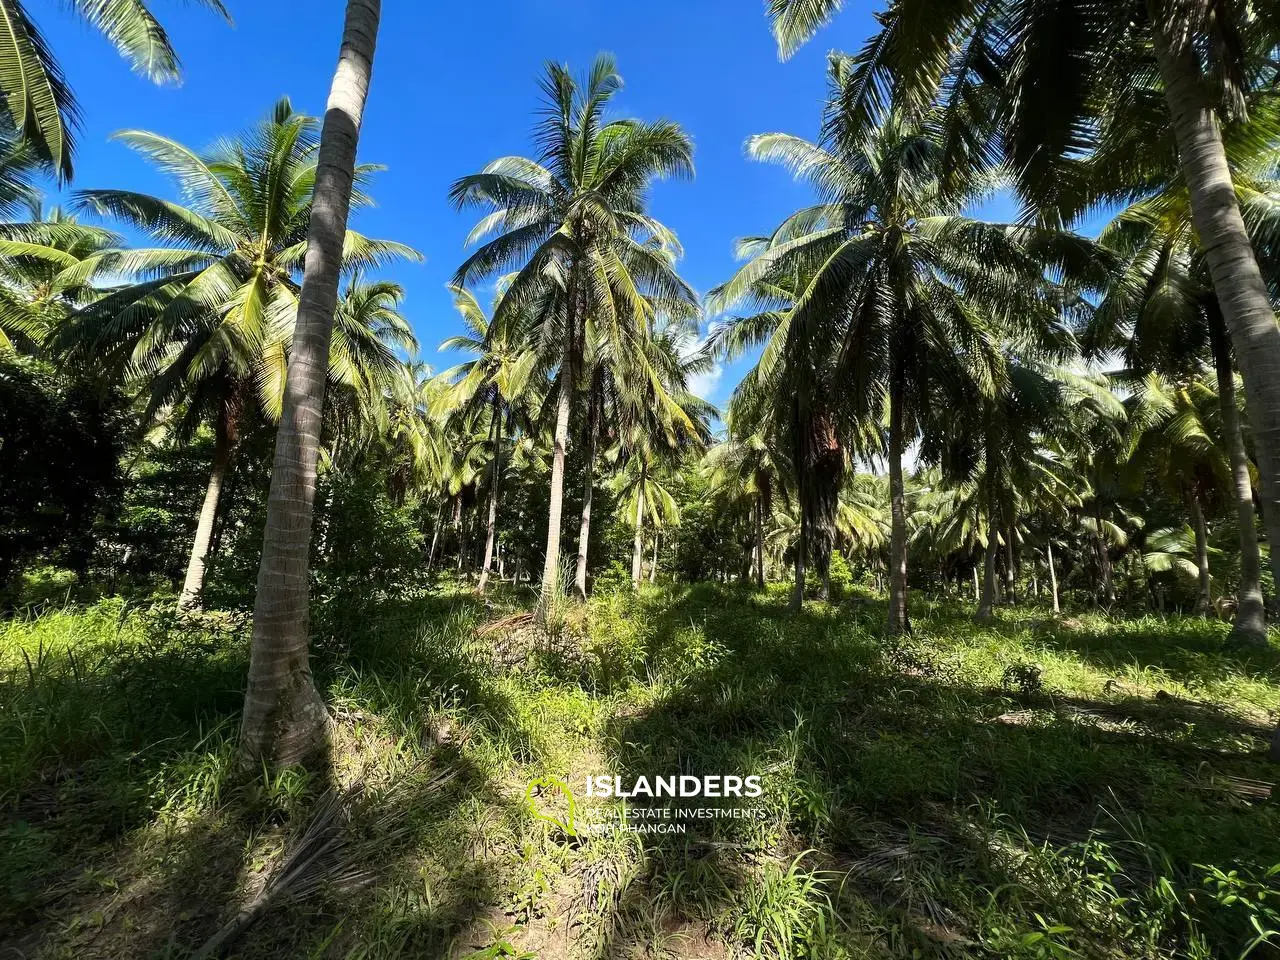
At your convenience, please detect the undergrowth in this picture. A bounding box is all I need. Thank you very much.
[2,585,1280,958]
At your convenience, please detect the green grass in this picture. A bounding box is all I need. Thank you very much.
[3,586,1280,958]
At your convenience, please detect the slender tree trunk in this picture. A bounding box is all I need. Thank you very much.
[972,565,980,603]
[887,367,910,634]
[1003,524,1017,605]
[976,531,998,624]
[426,502,442,573]
[573,377,600,599]
[791,519,806,612]
[240,0,380,768]
[537,362,574,623]
[454,496,465,572]
[1047,539,1060,615]
[631,465,647,588]
[755,495,766,590]
[1152,21,1280,615]
[179,420,235,612]
[650,532,659,585]
[477,400,503,594]
[1190,491,1213,615]
[1209,307,1268,641]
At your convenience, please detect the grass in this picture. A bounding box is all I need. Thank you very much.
[3,585,1280,958]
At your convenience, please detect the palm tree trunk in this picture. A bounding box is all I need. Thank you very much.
[240,0,380,768]
[536,368,573,622]
[425,502,442,573]
[477,400,503,594]
[1047,539,1060,615]
[755,495,766,590]
[976,531,998,623]
[631,465,647,588]
[1002,524,1017,605]
[1152,21,1280,614]
[791,518,806,612]
[650,532,659,585]
[887,366,910,634]
[178,418,235,612]
[573,377,600,599]
[1190,491,1213,615]
[1209,307,1267,641]
[972,564,980,603]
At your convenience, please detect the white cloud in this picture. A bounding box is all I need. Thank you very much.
[689,362,724,402]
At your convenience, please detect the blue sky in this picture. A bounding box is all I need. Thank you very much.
[42,0,1016,409]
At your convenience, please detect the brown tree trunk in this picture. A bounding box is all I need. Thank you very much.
[631,464,647,588]
[1209,306,1267,641]
[1152,21,1280,616]
[240,0,380,768]
[179,412,236,612]
[477,399,503,594]
[536,367,573,622]
[887,366,910,634]
[1190,491,1213,615]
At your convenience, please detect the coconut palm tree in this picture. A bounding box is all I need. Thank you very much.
[712,58,1094,632]
[765,0,1280,626]
[438,284,538,592]
[449,54,698,622]
[0,0,230,181]
[54,98,417,613]
[241,0,385,768]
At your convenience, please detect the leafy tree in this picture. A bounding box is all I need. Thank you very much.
[450,54,697,622]
[0,0,229,181]
[56,98,418,611]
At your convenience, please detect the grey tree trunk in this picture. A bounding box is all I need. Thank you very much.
[1152,23,1280,615]
[1190,491,1213,615]
[1047,539,1060,615]
[755,496,766,590]
[573,379,600,599]
[1209,309,1267,641]
[536,368,573,622]
[887,369,910,634]
[631,465,647,588]
[650,532,659,585]
[477,400,503,594]
[791,519,806,612]
[972,565,979,603]
[976,525,998,624]
[1002,525,1017,605]
[178,422,234,612]
[240,0,380,768]
[425,503,442,573]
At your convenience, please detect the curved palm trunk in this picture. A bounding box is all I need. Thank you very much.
[536,368,573,622]
[240,0,380,768]
[178,414,236,612]
[1047,539,1061,615]
[477,401,503,594]
[1209,309,1267,641]
[1153,23,1280,617]
[887,368,910,634]
[631,465,647,588]
[1190,491,1213,615]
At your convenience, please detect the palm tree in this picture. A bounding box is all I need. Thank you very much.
[241,0,385,768]
[765,0,1280,627]
[438,284,538,593]
[55,98,417,612]
[712,59,1091,631]
[0,0,230,181]
[449,54,697,622]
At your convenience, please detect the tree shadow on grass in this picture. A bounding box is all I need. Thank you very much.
[588,584,1280,958]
